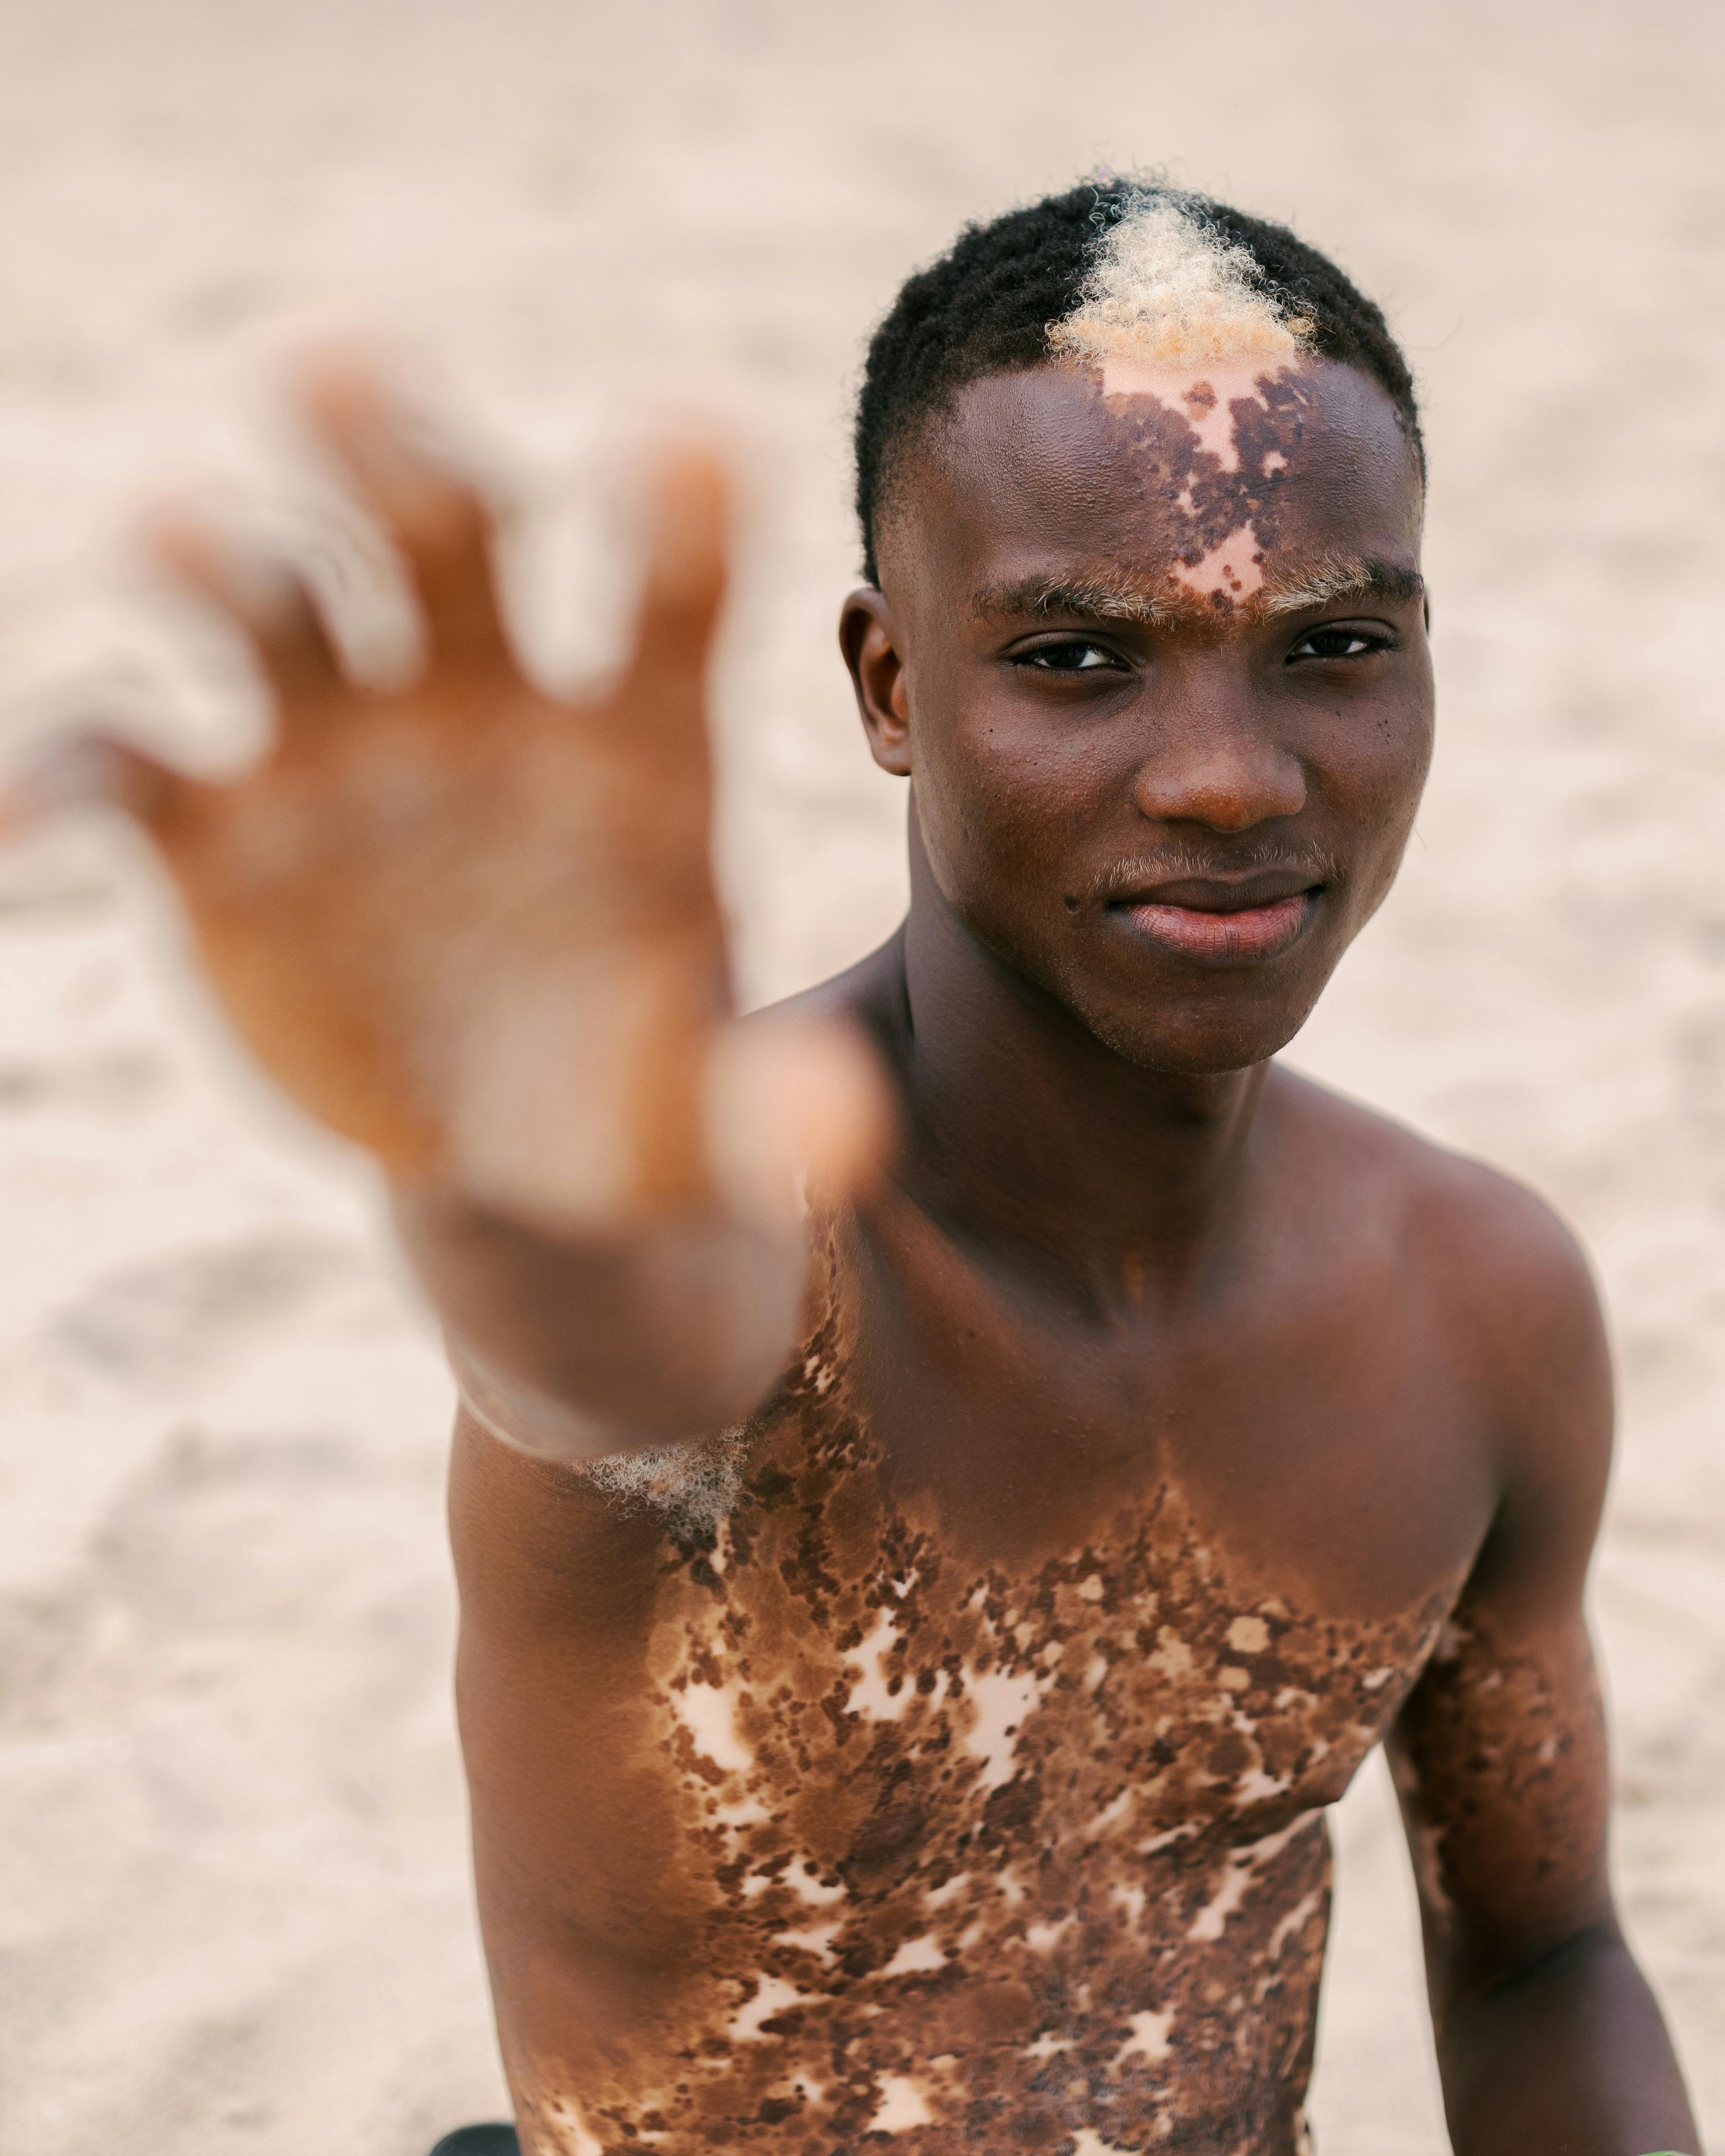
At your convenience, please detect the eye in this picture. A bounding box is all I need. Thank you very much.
[1286,624,1392,662]
[1012,639,1128,675]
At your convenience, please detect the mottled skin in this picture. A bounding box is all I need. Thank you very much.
[457,1166,1463,2156]
[14,352,1696,2152]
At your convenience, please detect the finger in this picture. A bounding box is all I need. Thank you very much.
[704,1015,897,1226]
[295,359,512,676]
[0,729,200,843]
[618,444,730,750]
[146,512,345,716]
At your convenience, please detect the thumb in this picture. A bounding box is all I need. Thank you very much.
[704,1014,897,1227]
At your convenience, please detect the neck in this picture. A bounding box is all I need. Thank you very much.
[886,832,1271,1310]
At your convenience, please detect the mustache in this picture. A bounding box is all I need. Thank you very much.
[1089,839,1341,902]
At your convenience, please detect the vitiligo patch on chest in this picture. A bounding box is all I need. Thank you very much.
[510,1258,1451,2156]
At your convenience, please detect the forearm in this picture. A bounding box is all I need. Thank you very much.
[1436,1923,1697,2156]
[391,1181,807,1458]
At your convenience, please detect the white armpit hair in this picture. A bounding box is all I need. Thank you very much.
[452,1336,749,1540]
[582,1427,749,1539]
[1049,191,1313,369]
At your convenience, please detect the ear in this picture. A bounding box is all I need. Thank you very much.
[839,587,911,777]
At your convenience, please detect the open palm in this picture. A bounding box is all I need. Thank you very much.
[13,369,878,1231]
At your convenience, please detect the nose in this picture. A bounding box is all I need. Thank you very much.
[1129,692,1306,834]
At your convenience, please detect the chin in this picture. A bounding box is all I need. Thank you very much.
[971,906,1340,1077]
[1074,990,1322,1077]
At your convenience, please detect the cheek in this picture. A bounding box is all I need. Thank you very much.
[916,724,1118,955]
[1301,653,1434,804]
[914,683,1091,867]
[1316,708,1433,907]
[1362,697,1435,815]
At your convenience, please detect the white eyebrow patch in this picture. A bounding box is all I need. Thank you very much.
[1049,192,1311,371]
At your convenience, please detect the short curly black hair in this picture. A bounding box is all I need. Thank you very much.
[854,177,1421,586]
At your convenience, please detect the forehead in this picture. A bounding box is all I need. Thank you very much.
[884,358,1422,613]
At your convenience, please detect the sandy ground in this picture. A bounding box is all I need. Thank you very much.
[0,2,1722,2148]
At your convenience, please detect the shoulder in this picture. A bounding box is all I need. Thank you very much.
[1268,1061,1601,1339]
[1269,1066,1611,1537]
[749,928,908,1055]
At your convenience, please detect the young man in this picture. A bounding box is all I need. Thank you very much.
[16,182,1697,2154]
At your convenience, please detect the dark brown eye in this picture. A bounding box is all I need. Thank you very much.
[1015,641,1125,674]
[1288,626,1389,662]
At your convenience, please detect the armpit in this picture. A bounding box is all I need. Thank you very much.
[450,1332,751,1535]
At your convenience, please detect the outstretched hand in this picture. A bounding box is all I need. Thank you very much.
[3,366,886,1233]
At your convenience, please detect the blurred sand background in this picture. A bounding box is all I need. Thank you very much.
[1,2,1722,2149]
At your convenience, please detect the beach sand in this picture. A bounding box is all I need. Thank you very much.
[0,3,1721,2148]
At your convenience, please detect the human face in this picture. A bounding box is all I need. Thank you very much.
[841,358,1433,1075]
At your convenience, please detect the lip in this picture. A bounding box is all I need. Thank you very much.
[1107,886,1320,963]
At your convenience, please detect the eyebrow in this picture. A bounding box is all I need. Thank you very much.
[1258,557,1426,616]
[970,556,1424,626]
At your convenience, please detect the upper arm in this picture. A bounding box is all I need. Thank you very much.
[1387,1176,1618,2010]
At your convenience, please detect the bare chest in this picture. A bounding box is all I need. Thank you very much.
[643,1345,1450,1938]
[468,1221,1477,2153]
[496,1348,1456,2153]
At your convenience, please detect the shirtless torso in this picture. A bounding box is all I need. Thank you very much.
[450,952,1592,2156]
[459,1060,1462,2149]
[20,181,1696,2154]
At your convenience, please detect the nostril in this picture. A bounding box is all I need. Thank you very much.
[1063,894,1080,913]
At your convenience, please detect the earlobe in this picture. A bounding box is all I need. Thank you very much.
[838,587,913,778]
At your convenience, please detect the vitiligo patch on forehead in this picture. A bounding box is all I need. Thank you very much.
[1049,193,1312,371]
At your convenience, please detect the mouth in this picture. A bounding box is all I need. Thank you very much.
[1104,873,1323,964]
